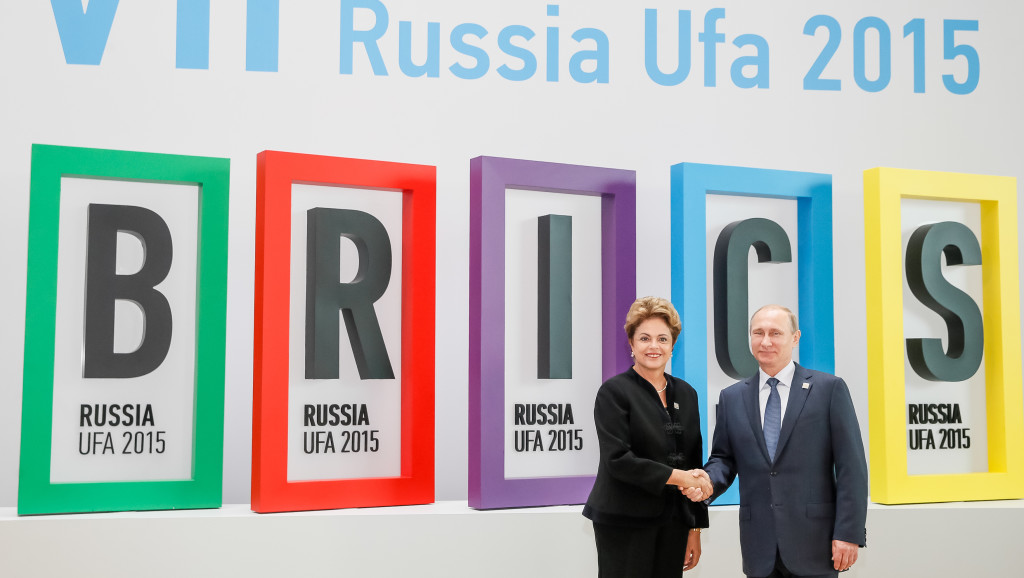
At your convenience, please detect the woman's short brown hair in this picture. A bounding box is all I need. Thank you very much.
[624,296,682,345]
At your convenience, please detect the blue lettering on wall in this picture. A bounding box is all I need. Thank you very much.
[699,8,726,87]
[247,0,279,72]
[644,9,692,86]
[176,0,210,70]
[339,3,607,83]
[50,0,120,65]
[340,0,389,75]
[449,23,489,80]
[43,2,979,94]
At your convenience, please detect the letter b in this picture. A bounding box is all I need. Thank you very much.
[83,204,173,378]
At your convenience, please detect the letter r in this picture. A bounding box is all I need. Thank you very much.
[305,207,394,380]
[339,0,389,75]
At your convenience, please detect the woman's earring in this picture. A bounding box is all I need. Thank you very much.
[630,351,635,358]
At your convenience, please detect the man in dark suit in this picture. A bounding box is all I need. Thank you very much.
[689,305,867,577]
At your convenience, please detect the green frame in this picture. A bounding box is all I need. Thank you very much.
[18,144,229,514]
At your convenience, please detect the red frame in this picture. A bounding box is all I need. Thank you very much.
[252,150,435,513]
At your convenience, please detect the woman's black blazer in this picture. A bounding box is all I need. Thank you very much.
[584,368,709,527]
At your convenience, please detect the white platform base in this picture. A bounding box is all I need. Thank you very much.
[1,500,1020,577]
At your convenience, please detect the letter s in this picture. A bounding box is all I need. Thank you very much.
[905,221,983,382]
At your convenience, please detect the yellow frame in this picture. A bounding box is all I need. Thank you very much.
[864,167,1023,504]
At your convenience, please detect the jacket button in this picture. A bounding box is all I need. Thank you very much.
[770,471,777,476]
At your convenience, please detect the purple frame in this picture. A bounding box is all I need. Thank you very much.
[469,156,636,509]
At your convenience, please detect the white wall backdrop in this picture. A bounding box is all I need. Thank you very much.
[1,0,1022,507]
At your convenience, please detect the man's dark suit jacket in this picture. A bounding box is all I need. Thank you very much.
[584,368,709,528]
[703,363,868,577]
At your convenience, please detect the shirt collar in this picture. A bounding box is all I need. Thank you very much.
[759,361,796,391]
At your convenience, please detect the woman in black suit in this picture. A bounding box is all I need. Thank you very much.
[583,296,711,577]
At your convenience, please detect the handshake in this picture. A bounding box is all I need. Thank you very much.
[676,469,713,502]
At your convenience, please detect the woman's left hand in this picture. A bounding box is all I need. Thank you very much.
[683,529,702,571]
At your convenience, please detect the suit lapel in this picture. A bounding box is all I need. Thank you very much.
[742,374,772,463]
[775,363,812,461]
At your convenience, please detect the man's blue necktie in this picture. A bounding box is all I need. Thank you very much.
[764,377,781,461]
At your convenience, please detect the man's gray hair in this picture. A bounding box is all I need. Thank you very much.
[750,305,799,333]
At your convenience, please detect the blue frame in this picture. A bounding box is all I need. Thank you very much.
[670,162,834,505]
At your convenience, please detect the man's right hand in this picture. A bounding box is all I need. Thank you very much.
[680,469,712,501]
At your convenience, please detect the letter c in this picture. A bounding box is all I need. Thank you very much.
[713,218,792,379]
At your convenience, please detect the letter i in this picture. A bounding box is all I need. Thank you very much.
[546,5,559,81]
